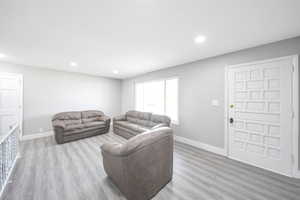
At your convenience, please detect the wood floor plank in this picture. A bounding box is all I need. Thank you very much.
[1,132,300,200]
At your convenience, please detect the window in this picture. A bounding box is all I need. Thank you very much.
[135,78,178,123]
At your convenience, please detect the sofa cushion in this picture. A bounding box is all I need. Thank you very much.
[64,126,106,136]
[84,121,106,128]
[114,126,140,136]
[65,123,85,131]
[135,119,150,127]
[52,111,81,120]
[114,121,150,133]
[64,119,82,126]
[81,110,104,119]
[150,114,171,126]
[82,117,101,123]
[126,111,152,124]
[114,121,136,130]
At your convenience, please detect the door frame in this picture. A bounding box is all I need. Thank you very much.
[0,72,23,139]
[224,55,299,178]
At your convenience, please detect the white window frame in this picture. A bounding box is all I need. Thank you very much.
[134,77,179,125]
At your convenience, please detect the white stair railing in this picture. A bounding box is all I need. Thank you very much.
[0,125,19,195]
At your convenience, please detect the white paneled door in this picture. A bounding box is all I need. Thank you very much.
[0,73,23,138]
[227,56,296,176]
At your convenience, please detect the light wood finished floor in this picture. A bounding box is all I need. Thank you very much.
[1,132,300,200]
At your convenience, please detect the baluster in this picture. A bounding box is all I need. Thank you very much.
[0,126,19,193]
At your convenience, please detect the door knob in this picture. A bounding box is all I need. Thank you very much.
[229,118,234,124]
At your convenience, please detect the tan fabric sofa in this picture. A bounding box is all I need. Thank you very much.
[52,110,110,144]
[101,127,173,200]
[113,110,171,139]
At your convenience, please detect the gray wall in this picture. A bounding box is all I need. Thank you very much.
[0,62,122,136]
[122,37,300,166]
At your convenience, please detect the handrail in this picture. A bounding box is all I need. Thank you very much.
[0,123,18,144]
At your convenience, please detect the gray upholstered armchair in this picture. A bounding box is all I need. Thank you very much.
[101,127,173,200]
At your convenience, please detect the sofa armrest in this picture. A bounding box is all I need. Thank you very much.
[99,115,111,124]
[101,143,123,156]
[151,123,168,130]
[113,114,126,121]
[52,120,66,129]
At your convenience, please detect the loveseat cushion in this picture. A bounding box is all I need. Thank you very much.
[64,126,105,136]
[65,123,85,131]
[52,112,82,127]
[114,126,140,137]
[81,110,104,118]
[52,111,81,121]
[84,121,106,128]
[126,111,151,124]
[149,114,171,127]
[64,119,82,126]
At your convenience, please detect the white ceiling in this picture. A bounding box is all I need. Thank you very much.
[0,0,300,79]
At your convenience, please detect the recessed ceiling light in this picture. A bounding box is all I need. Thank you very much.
[69,62,78,67]
[0,53,6,59]
[194,35,206,44]
[113,70,119,74]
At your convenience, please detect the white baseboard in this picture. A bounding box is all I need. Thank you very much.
[174,135,227,156]
[21,131,54,141]
[293,168,300,179]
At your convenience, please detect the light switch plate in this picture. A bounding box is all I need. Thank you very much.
[211,99,219,106]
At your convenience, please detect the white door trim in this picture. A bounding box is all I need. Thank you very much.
[292,55,300,178]
[0,72,23,139]
[224,66,230,157]
[224,55,299,178]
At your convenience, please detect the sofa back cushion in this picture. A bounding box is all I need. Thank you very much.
[126,110,151,126]
[125,111,171,127]
[149,114,171,127]
[52,111,82,126]
[81,110,104,123]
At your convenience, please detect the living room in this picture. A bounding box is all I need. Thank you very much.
[0,0,300,200]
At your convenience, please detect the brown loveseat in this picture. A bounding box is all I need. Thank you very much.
[113,110,171,139]
[52,110,110,144]
[101,127,173,200]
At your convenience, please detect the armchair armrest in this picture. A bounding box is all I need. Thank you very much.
[101,143,124,156]
[113,114,126,121]
[151,123,168,130]
[52,120,66,129]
